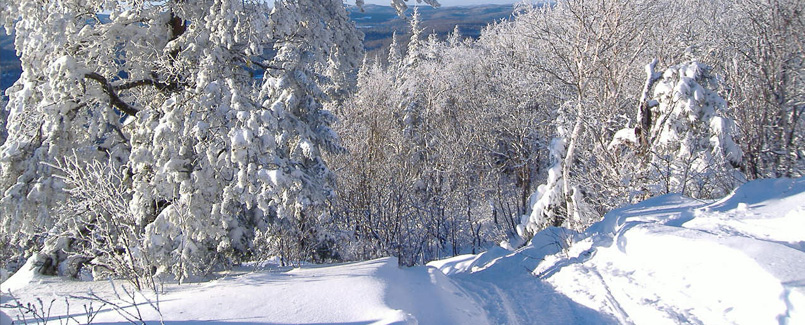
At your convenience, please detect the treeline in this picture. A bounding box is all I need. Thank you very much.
[325,0,803,265]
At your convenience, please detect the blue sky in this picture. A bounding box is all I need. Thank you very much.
[360,0,520,6]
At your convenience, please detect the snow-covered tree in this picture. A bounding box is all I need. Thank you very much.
[387,31,403,68]
[520,129,568,237]
[502,0,657,234]
[0,0,365,280]
[248,0,363,265]
[609,60,745,201]
[647,61,743,197]
[330,12,546,265]
[404,7,426,68]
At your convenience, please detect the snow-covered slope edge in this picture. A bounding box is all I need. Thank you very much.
[2,257,489,324]
[432,177,805,324]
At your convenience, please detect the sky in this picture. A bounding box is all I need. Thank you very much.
[360,0,521,6]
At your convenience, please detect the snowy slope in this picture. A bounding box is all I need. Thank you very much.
[431,177,805,324]
[541,178,805,324]
[3,177,804,324]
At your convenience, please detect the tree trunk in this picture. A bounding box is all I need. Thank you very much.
[637,59,661,155]
[562,102,584,226]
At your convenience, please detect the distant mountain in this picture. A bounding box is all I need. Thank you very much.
[349,4,515,52]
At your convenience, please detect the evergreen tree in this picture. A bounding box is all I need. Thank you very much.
[647,61,743,197]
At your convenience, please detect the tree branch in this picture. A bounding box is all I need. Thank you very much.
[84,72,139,116]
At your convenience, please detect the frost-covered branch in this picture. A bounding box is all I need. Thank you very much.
[83,72,140,116]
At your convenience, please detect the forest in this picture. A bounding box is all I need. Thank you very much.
[0,0,802,291]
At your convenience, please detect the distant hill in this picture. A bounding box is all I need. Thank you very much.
[349,4,515,54]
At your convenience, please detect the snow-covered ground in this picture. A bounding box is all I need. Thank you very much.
[1,257,486,324]
[3,177,804,324]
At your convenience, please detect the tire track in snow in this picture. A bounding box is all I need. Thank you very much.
[450,277,522,325]
[490,283,521,325]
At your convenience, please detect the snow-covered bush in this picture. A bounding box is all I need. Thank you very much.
[46,154,152,288]
[609,60,744,200]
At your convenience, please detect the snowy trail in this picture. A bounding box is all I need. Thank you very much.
[431,243,620,324]
[448,274,620,325]
[4,177,805,324]
[527,178,805,324]
[448,277,523,325]
[430,177,805,324]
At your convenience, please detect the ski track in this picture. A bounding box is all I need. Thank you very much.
[452,278,522,325]
[589,268,631,325]
[437,178,805,325]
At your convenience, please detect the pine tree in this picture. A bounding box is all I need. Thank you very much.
[647,61,743,197]
[388,32,403,68]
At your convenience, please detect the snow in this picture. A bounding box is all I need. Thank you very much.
[608,127,637,149]
[532,177,805,324]
[2,258,487,324]
[1,255,44,293]
[150,258,484,324]
[3,177,804,324]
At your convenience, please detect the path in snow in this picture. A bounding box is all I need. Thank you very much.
[447,177,805,324]
[427,178,805,324]
[3,177,804,324]
[431,237,620,324]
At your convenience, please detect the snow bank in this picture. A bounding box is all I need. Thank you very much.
[2,254,46,293]
[518,177,805,324]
